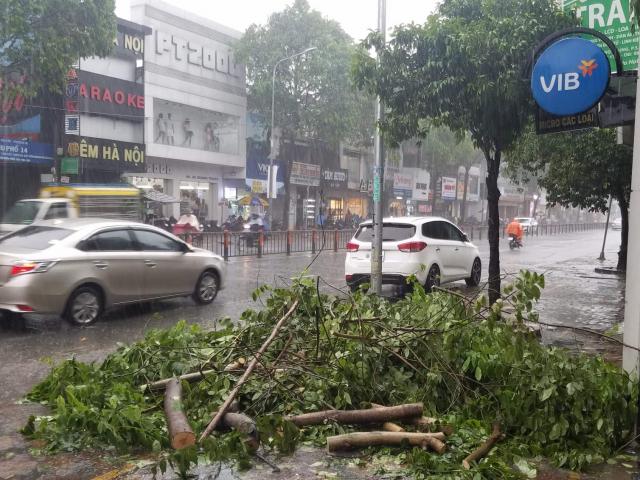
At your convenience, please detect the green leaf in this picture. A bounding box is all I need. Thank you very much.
[475,366,482,381]
[540,386,555,402]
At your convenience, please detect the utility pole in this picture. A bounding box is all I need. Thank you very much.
[623,49,640,374]
[371,0,386,295]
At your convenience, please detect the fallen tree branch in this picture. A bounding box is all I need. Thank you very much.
[462,422,503,469]
[164,378,196,449]
[218,412,260,452]
[327,431,446,453]
[199,299,300,442]
[142,369,217,392]
[370,402,406,432]
[286,403,423,427]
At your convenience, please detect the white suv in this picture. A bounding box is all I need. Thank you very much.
[345,217,481,293]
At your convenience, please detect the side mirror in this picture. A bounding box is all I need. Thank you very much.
[462,234,469,243]
[181,242,192,253]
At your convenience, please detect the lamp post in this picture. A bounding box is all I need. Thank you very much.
[267,47,317,199]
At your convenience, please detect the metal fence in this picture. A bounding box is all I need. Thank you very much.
[183,222,607,261]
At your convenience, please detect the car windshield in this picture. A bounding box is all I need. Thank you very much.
[1,201,41,225]
[0,226,73,250]
[355,223,416,242]
[516,218,531,224]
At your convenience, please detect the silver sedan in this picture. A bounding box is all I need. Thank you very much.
[0,218,225,326]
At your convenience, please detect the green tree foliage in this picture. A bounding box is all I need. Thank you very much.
[235,0,374,228]
[352,0,574,303]
[507,127,631,270]
[0,0,116,97]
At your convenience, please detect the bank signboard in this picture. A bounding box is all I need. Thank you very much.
[563,0,637,72]
[64,136,145,172]
[531,37,610,116]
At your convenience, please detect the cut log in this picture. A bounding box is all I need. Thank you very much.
[462,422,503,469]
[220,412,260,452]
[327,431,446,453]
[142,369,217,392]
[287,403,423,427]
[369,403,405,432]
[199,299,299,442]
[164,377,196,449]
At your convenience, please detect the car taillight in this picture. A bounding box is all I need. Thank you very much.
[10,261,55,277]
[398,241,427,253]
[346,242,359,252]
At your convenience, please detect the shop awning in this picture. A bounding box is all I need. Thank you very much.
[143,190,180,203]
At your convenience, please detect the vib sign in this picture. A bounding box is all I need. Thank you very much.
[531,37,610,116]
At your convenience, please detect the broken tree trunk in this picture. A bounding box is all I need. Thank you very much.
[327,432,446,454]
[164,377,196,449]
[369,403,405,432]
[199,299,300,442]
[462,422,503,469]
[286,403,423,427]
[216,412,260,452]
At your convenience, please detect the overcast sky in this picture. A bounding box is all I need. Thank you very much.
[115,0,440,41]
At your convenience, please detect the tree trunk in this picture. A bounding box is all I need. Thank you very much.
[164,378,196,449]
[485,150,502,305]
[286,403,423,427]
[430,170,439,215]
[618,194,629,271]
[326,431,446,453]
[461,166,470,223]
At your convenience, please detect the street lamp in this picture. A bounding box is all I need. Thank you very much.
[267,46,317,199]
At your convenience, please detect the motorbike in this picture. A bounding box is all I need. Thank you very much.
[223,216,245,232]
[239,223,264,248]
[509,235,523,250]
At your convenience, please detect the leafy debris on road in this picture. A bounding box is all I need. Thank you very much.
[21,272,637,479]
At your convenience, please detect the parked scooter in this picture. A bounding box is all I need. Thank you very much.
[509,235,523,250]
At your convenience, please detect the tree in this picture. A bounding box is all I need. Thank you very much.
[507,127,631,270]
[352,0,573,303]
[1,0,116,97]
[417,126,476,216]
[236,0,374,229]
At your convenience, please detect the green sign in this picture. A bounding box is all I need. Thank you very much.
[563,0,638,72]
[61,156,79,175]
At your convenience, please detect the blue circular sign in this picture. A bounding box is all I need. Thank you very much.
[531,37,610,116]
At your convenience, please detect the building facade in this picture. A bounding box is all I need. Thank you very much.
[129,0,246,221]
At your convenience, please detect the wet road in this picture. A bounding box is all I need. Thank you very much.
[0,227,628,479]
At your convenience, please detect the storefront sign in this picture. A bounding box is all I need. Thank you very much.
[0,138,53,165]
[322,168,348,190]
[393,171,413,198]
[441,177,457,201]
[115,19,149,58]
[61,156,79,175]
[536,106,599,134]
[563,0,637,72]
[76,70,145,121]
[412,170,430,201]
[64,136,145,172]
[531,37,610,116]
[290,162,321,187]
[155,30,239,77]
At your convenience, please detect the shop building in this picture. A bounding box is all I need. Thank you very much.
[129,0,246,221]
[61,18,151,184]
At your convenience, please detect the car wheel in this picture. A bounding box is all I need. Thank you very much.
[425,265,441,293]
[193,270,219,305]
[466,258,482,287]
[65,286,103,326]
